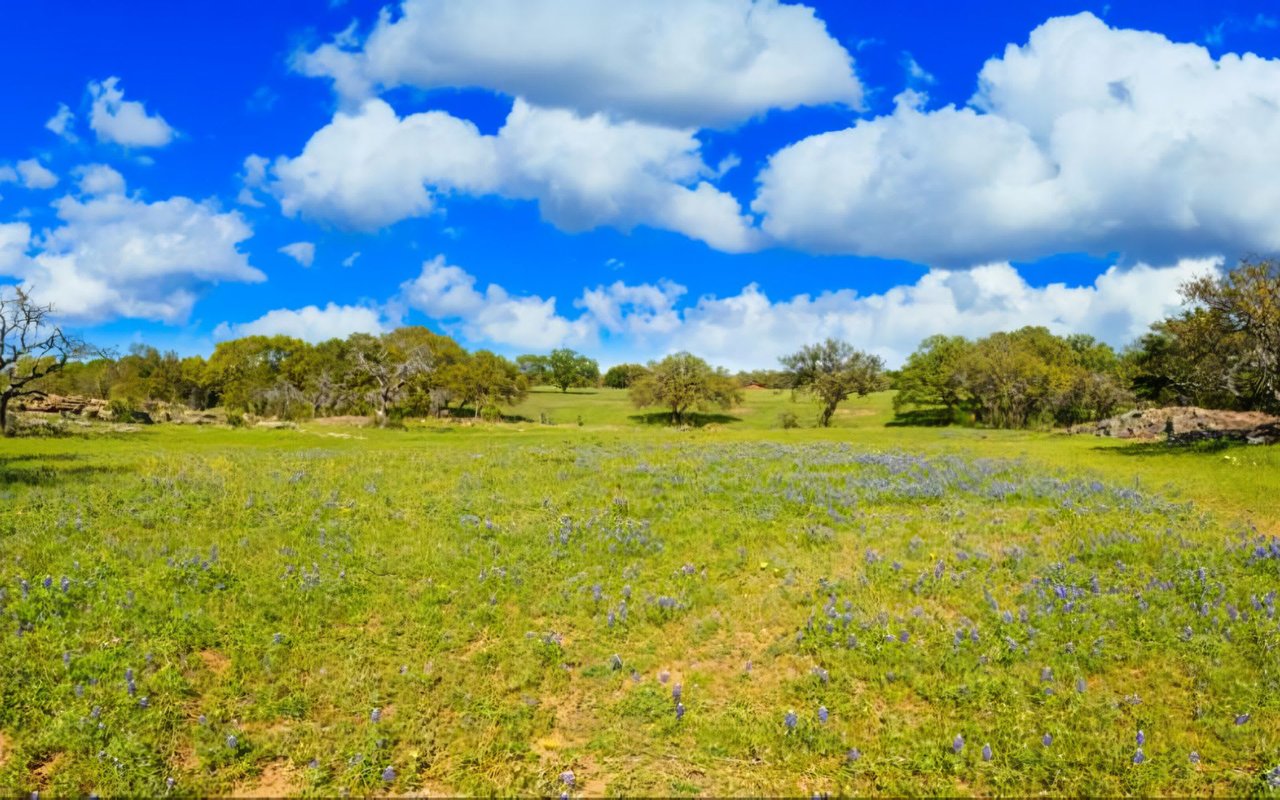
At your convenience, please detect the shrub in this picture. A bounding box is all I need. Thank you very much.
[226,410,246,428]
[777,411,800,429]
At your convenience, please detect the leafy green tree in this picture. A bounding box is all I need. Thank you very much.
[1179,258,1280,412]
[603,363,648,389]
[893,335,971,414]
[205,335,308,413]
[547,348,599,392]
[780,338,886,427]
[629,352,741,425]
[516,354,551,385]
[458,351,528,417]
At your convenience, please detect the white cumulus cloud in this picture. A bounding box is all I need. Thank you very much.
[16,159,58,189]
[0,186,262,323]
[264,98,760,251]
[399,255,594,349]
[388,256,1215,370]
[754,12,1280,265]
[279,241,316,267]
[215,302,387,342]
[296,0,860,127]
[88,77,176,148]
[75,164,126,196]
[46,103,76,141]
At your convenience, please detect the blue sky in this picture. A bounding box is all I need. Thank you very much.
[2,0,1278,368]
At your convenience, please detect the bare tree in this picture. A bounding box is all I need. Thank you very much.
[1,287,95,435]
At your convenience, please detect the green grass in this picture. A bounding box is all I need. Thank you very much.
[2,391,1278,796]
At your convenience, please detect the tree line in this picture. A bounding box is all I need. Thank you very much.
[3,257,1277,433]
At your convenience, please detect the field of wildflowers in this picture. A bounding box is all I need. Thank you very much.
[1,396,1278,795]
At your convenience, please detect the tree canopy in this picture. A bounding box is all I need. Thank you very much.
[629,352,741,424]
[780,339,886,427]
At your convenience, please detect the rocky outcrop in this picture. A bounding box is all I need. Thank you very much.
[1070,407,1280,444]
[12,394,109,416]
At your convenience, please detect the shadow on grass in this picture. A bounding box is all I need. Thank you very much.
[529,388,601,395]
[1092,438,1252,458]
[628,412,743,427]
[0,454,130,487]
[885,408,955,427]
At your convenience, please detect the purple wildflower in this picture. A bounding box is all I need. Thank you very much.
[953,734,964,754]
[672,683,682,702]
[381,766,396,783]
[1040,666,1053,683]
[1075,677,1086,693]
[846,748,861,762]
[42,576,52,590]
[371,707,382,723]
[898,630,909,643]
[676,702,685,721]
[560,771,575,787]
[784,710,797,730]
[1235,713,1250,725]
[817,706,829,723]
[1136,729,1145,746]
[60,576,70,593]
[982,744,992,762]
[1189,751,1200,764]
[138,696,149,709]
[658,670,670,684]
[1042,733,1053,747]
[1133,748,1146,765]
[272,633,283,644]
[226,734,238,750]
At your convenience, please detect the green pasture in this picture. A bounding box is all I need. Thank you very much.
[1,390,1278,796]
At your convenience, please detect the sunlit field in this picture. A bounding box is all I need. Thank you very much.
[2,391,1279,796]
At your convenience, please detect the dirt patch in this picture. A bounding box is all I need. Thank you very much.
[31,751,68,787]
[0,731,9,767]
[197,649,232,676]
[1070,406,1280,444]
[233,759,302,797]
[310,415,373,427]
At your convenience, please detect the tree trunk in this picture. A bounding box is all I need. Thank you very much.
[0,394,10,437]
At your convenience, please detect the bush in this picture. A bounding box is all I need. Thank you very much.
[777,411,800,429]
[226,410,246,428]
[107,398,135,421]
[480,404,502,423]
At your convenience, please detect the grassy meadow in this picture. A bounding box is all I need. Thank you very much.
[2,389,1279,796]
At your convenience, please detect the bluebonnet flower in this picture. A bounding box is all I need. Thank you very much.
[381,767,396,783]
[226,734,238,750]
[198,714,207,725]
[1136,730,1145,746]
[982,744,992,762]
[1189,751,1200,764]
[42,576,52,590]
[658,670,670,684]
[273,633,283,644]
[676,702,685,721]
[166,777,175,791]
[63,651,71,667]
[1075,677,1087,693]
[592,584,602,602]
[1235,713,1250,725]
[308,758,319,769]
[609,654,623,670]
[607,610,616,627]
[785,710,797,731]
[60,576,70,593]
[139,696,149,709]
[672,683,682,702]
[898,631,909,643]
[813,667,830,683]
[1133,749,1145,764]
[20,579,29,598]
[371,708,382,723]
[1042,733,1053,747]
[817,706,829,723]
[846,748,861,762]
[74,684,83,697]
[1041,666,1053,683]
[953,734,964,754]
[560,771,575,787]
